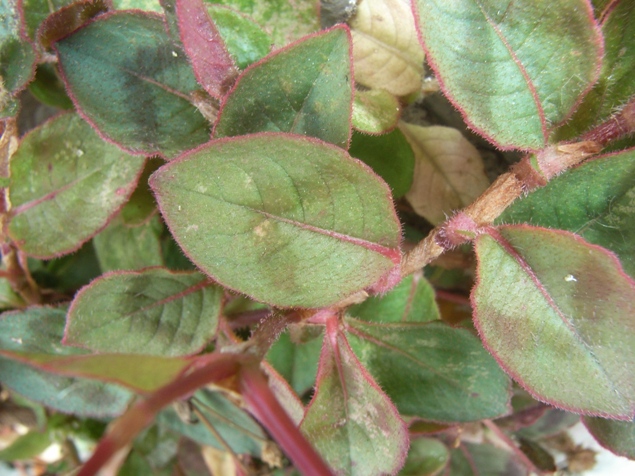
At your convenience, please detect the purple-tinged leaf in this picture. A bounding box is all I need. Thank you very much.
[23,0,76,39]
[345,317,511,422]
[498,148,635,279]
[516,409,580,440]
[55,11,210,159]
[37,0,108,49]
[413,0,603,150]
[583,416,635,459]
[175,0,237,99]
[66,268,222,356]
[0,306,133,418]
[300,321,409,475]
[8,113,145,259]
[214,27,353,148]
[473,225,635,418]
[151,133,401,308]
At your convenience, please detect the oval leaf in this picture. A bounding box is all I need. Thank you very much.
[498,147,635,279]
[55,11,210,158]
[352,88,401,134]
[583,416,635,459]
[473,225,635,418]
[414,0,603,150]
[8,113,145,258]
[350,0,424,96]
[66,268,222,356]
[150,133,401,308]
[345,317,511,422]
[0,307,133,418]
[402,123,489,225]
[214,27,353,148]
[300,328,409,475]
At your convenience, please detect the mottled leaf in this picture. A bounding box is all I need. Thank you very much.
[93,215,164,272]
[214,27,352,148]
[473,225,635,418]
[8,113,145,258]
[301,328,409,475]
[348,273,439,323]
[66,268,222,356]
[207,0,319,48]
[207,4,272,70]
[176,0,237,99]
[0,307,133,418]
[352,88,401,134]
[37,0,109,49]
[584,416,635,459]
[348,128,414,198]
[55,11,210,158]
[400,437,449,476]
[499,141,635,280]
[151,133,401,308]
[414,0,603,150]
[402,123,489,225]
[23,0,76,39]
[345,317,511,422]
[350,0,424,96]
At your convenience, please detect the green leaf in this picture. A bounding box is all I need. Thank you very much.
[206,0,319,48]
[345,317,511,422]
[151,133,401,308]
[214,27,352,148]
[1,0,36,114]
[516,409,579,439]
[300,329,409,475]
[157,388,269,457]
[448,442,526,476]
[557,1,635,139]
[0,430,52,461]
[93,215,164,272]
[352,88,401,134]
[66,268,222,356]
[120,425,178,476]
[401,123,489,225]
[0,306,133,417]
[584,416,635,459]
[23,0,76,39]
[120,157,163,226]
[348,128,414,199]
[8,113,146,258]
[55,11,211,158]
[266,326,322,397]
[348,273,439,323]
[207,4,272,70]
[473,225,635,418]
[112,0,162,13]
[28,63,73,110]
[498,140,635,280]
[399,437,449,476]
[414,0,603,150]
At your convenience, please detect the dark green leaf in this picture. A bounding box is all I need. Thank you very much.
[0,306,133,418]
[498,148,635,278]
[9,113,145,258]
[301,329,409,475]
[151,133,401,308]
[28,63,73,110]
[120,425,179,476]
[348,129,414,199]
[473,225,635,418]
[399,437,449,476]
[516,409,580,440]
[348,273,439,323]
[120,157,163,226]
[56,11,210,158]
[66,268,222,356]
[345,317,511,422]
[22,0,76,39]
[414,0,603,150]
[448,442,526,476]
[584,416,635,459]
[214,27,352,148]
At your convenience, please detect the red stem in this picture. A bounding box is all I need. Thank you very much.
[78,353,242,476]
[239,364,334,475]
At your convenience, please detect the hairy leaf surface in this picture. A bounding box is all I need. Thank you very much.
[301,328,409,475]
[473,225,635,418]
[55,11,210,158]
[402,123,489,225]
[151,133,401,308]
[9,113,145,258]
[66,268,222,356]
[583,416,635,459]
[214,27,352,148]
[414,0,603,149]
[498,148,635,278]
[345,317,511,421]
